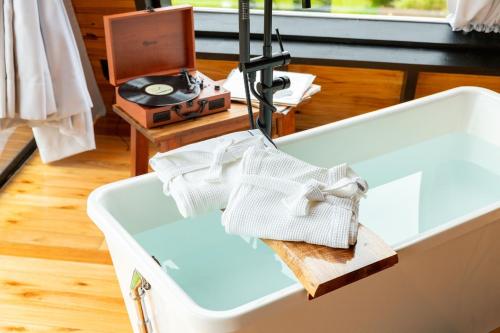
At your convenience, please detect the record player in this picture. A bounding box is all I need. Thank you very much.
[104,5,230,128]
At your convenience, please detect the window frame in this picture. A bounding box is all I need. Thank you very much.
[193,8,499,51]
[132,3,500,102]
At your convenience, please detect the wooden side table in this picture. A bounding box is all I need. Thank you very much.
[113,102,296,176]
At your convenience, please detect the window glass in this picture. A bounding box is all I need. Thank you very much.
[172,0,448,17]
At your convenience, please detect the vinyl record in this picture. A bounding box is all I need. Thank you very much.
[118,74,200,107]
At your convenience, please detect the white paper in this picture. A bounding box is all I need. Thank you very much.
[223,69,316,107]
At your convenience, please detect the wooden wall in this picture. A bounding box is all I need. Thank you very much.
[72,0,136,135]
[71,0,500,135]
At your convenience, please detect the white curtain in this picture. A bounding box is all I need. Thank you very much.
[0,0,96,163]
[448,0,500,33]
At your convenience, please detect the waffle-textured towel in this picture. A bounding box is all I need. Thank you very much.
[222,147,368,248]
[150,131,270,217]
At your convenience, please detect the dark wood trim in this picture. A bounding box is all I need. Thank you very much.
[195,37,500,76]
[400,70,419,102]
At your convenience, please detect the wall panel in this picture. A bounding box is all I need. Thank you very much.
[288,64,404,130]
[415,72,500,98]
[71,0,136,136]
[196,59,238,81]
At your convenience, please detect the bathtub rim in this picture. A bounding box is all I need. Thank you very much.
[87,173,305,324]
[87,86,500,324]
[275,86,500,149]
[87,173,500,321]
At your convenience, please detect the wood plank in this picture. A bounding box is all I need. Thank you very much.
[0,242,112,265]
[0,135,129,262]
[0,320,110,333]
[130,127,149,176]
[71,0,135,14]
[113,103,279,144]
[415,72,500,98]
[0,255,123,308]
[0,301,131,333]
[75,12,106,36]
[0,135,131,331]
[196,59,238,81]
[288,64,404,130]
[264,224,398,299]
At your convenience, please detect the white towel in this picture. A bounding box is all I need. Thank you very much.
[150,131,272,218]
[222,147,368,249]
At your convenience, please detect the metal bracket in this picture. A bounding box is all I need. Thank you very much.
[130,270,153,333]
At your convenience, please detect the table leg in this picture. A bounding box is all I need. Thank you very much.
[158,137,181,153]
[400,70,419,103]
[130,127,149,176]
[276,109,296,137]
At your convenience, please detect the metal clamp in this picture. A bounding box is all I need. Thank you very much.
[130,270,153,333]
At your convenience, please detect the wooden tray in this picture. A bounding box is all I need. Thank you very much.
[264,224,398,299]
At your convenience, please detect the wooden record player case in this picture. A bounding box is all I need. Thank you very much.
[104,5,230,128]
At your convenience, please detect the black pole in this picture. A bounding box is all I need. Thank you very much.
[238,0,301,138]
[239,0,256,129]
[259,0,274,137]
[136,0,162,10]
[239,0,250,65]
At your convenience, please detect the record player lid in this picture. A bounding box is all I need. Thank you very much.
[104,5,196,86]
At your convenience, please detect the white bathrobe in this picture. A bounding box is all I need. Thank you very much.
[0,0,95,163]
[150,131,270,217]
[2,0,15,122]
[222,147,368,249]
[0,0,5,119]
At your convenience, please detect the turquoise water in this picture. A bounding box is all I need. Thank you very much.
[134,210,297,311]
[354,133,500,245]
[133,132,500,310]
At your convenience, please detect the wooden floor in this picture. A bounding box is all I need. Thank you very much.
[0,135,133,333]
[0,126,33,174]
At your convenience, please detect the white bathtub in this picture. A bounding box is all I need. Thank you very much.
[88,87,500,333]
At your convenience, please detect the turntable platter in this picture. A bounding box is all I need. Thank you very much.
[118,74,201,107]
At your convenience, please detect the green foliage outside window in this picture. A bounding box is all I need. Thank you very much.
[172,0,447,17]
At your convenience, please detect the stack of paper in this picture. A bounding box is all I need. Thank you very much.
[222,69,320,112]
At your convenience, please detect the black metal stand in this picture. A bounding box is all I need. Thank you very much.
[260,0,274,136]
[135,0,163,10]
[238,0,310,138]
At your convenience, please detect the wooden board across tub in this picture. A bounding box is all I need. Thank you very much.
[263,224,398,299]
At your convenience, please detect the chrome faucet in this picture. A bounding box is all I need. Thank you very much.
[238,0,311,138]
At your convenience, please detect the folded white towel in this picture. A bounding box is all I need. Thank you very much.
[150,131,272,217]
[222,147,368,249]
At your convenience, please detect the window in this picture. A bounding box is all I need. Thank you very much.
[172,0,448,17]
